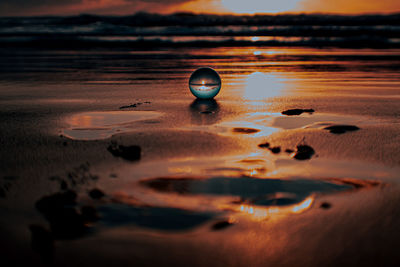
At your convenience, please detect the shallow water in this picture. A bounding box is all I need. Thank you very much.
[63,110,162,140]
[0,47,400,266]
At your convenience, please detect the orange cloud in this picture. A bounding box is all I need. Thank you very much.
[0,0,399,16]
[297,0,400,14]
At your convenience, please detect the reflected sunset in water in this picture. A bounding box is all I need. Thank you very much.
[0,0,400,266]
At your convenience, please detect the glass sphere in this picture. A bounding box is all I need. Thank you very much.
[189,67,221,99]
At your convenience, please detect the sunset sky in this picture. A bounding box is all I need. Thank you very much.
[0,0,399,16]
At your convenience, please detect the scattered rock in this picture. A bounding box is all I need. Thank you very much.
[65,163,99,188]
[282,108,314,116]
[119,103,137,109]
[119,101,151,109]
[258,142,280,154]
[258,142,270,148]
[35,190,77,215]
[270,146,281,154]
[108,143,141,161]
[320,202,332,209]
[211,220,234,231]
[232,127,260,134]
[35,190,89,239]
[89,188,105,199]
[324,125,360,134]
[293,144,315,160]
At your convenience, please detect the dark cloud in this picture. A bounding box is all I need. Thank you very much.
[0,0,84,16]
[1,0,83,9]
[0,0,191,16]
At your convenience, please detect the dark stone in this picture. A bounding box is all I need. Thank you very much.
[36,190,77,214]
[293,144,315,160]
[119,103,137,109]
[211,220,234,231]
[282,108,314,116]
[232,127,260,134]
[258,142,270,148]
[285,149,294,153]
[81,206,100,222]
[320,202,332,209]
[270,146,281,154]
[119,101,151,109]
[35,190,89,239]
[324,125,360,134]
[108,144,141,161]
[89,188,105,199]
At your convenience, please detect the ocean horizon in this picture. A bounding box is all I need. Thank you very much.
[1,12,399,48]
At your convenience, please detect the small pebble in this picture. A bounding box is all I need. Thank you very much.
[324,125,360,134]
[89,188,105,199]
[293,144,315,160]
[282,108,314,116]
[320,202,332,209]
[270,146,281,154]
[211,220,234,231]
[258,142,270,148]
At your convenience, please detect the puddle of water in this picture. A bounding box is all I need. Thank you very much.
[271,113,372,130]
[135,175,368,221]
[140,176,352,201]
[63,111,162,140]
[98,204,216,231]
[180,111,377,139]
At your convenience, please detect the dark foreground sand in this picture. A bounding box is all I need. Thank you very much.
[1,47,400,266]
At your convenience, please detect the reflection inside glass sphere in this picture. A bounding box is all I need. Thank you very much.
[189,67,221,99]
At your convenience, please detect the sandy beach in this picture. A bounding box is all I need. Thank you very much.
[1,45,400,266]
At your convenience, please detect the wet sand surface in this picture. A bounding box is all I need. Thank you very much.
[1,47,400,266]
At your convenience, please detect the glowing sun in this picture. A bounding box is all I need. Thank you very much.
[221,0,301,13]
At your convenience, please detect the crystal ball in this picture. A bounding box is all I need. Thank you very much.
[189,67,221,99]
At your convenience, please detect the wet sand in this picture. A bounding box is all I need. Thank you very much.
[1,47,400,266]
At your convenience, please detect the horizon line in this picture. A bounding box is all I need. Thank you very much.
[1,10,400,18]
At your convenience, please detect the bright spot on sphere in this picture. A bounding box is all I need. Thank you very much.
[189,67,221,99]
